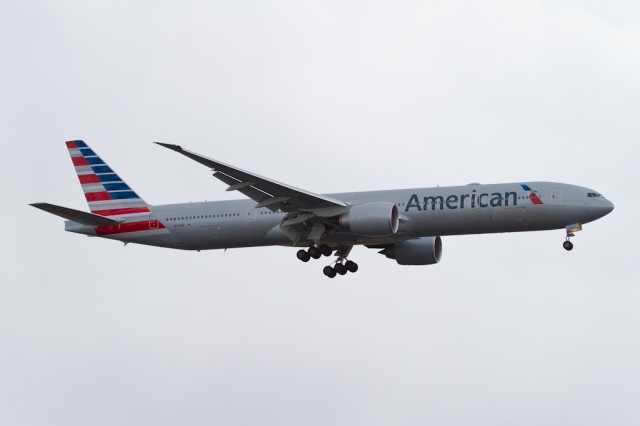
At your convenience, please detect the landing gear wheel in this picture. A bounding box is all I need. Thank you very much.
[297,249,311,262]
[335,263,348,275]
[563,240,574,251]
[308,246,321,259]
[345,260,358,273]
[323,266,336,278]
[319,244,332,257]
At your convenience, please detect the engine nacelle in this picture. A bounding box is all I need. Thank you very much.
[339,202,399,237]
[380,236,443,265]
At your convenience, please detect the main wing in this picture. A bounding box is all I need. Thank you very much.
[155,143,352,244]
[155,143,347,213]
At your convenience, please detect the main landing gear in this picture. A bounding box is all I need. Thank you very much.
[296,244,359,278]
[296,244,332,262]
[323,260,358,278]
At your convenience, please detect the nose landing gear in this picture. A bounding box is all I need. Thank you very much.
[563,223,582,251]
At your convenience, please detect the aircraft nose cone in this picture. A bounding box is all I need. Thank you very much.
[604,200,614,214]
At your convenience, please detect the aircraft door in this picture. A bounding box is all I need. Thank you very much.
[551,190,562,205]
[245,207,256,223]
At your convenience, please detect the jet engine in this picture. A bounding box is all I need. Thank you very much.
[339,202,399,237]
[380,236,442,265]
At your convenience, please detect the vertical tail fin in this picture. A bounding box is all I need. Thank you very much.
[66,140,150,216]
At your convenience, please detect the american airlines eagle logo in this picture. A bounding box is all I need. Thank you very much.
[521,184,544,205]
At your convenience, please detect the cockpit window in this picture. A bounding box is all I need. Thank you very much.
[587,192,603,198]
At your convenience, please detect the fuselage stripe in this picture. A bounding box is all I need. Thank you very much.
[95,220,165,236]
[92,207,150,216]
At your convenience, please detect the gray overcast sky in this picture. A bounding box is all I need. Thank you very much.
[2,1,640,425]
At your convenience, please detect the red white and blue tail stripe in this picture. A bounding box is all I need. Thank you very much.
[66,140,150,216]
[65,140,170,239]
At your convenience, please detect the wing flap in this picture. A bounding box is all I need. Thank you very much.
[213,171,272,204]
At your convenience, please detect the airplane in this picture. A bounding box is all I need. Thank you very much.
[31,140,614,278]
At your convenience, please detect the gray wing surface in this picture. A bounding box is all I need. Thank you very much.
[155,142,347,213]
[30,203,122,225]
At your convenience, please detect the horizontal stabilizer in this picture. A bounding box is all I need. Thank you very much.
[30,203,122,226]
